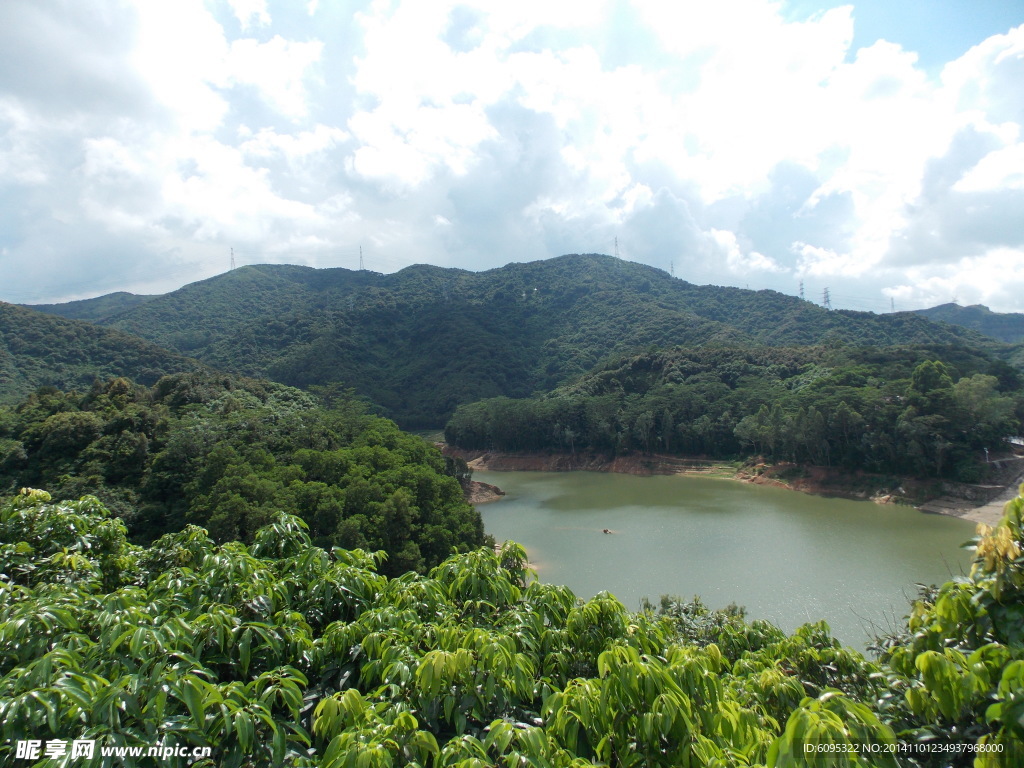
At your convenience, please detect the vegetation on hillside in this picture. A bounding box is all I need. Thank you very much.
[0,374,482,576]
[1,487,1022,766]
[24,291,157,323]
[916,304,1024,345]
[26,255,1002,428]
[446,345,1024,482]
[0,302,201,406]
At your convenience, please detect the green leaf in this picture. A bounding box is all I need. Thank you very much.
[238,628,252,676]
[234,710,254,754]
[180,677,206,732]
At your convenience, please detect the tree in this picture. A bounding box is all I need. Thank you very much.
[953,374,1016,447]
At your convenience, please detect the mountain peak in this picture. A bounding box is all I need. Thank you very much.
[19,254,991,427]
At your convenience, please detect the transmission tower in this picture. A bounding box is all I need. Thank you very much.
[822,288,832,310]
[614,237,619,258]
[359,246,364,271]
[230,247,236,270]
[799,280,804,301]
[669,260,674,277]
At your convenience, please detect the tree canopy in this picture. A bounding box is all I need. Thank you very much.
[0,302,201,406]
[0,373,483,576]
[446,345,1024,482]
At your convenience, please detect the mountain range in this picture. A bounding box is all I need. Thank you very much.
[11,253,1019,427]
[914,302,1024,344]
[0,301,202,404]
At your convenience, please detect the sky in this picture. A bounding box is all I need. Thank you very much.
[1,0,1023,313]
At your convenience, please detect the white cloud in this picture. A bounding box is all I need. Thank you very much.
[227,0,271,30]
[794,242,874,279]
[710,229,785,275]
[159,138,321,242]
[239,124,348,162]
[641,4,854,197]
[0,99,49,185]
[942,24,1024,125]
[130,0,232,132]
[228,36,323,120]
[885,248,1024,312]
[954,142,1024,192]
[131,2,322,128]
[0,1,1021,311]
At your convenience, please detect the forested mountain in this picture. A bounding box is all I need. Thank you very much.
[27,254,997,428]
[916,302,1024,343]
[446,344,1024,481]
[0,301,202,405]
[24,291,156,322]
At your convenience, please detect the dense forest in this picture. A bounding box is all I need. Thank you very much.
[0,374,482,577]
[0,302,201,405]
[24,255,1004,428]
[1,487,1022,766]
[916,304,1024,345]
[446,345,1024,482]
[27,291,158,323]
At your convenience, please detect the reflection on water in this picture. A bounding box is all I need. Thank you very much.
[476,470,974,647]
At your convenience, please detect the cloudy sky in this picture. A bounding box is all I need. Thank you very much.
[1,0,1022,312]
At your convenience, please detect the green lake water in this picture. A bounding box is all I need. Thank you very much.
[475,470,976,647]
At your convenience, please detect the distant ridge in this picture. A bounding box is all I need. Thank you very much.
[0,301,203,404]
[25,291,157,323]
[915,302,1024,344]
[27,254,996,427]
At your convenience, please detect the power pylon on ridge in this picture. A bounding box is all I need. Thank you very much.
[230,247,236,270]
[822,288,832,310]
[359,246,364,271]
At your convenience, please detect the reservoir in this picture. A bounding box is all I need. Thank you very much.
[475,470,976,648]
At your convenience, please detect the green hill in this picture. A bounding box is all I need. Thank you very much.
[0,301,202,404]
[916,302,1024,343]
[31,254,994,428]
[0,372,483,573]
[24,291,157,322]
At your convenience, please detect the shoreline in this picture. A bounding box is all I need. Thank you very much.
[448,447,1020,527]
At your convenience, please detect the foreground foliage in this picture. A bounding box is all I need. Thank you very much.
[2,487,1023,766]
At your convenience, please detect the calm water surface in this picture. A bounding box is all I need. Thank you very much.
[476,471,975,647]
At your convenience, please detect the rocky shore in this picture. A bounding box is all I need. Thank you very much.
[464,480,505,504]
[445,447,735,477]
